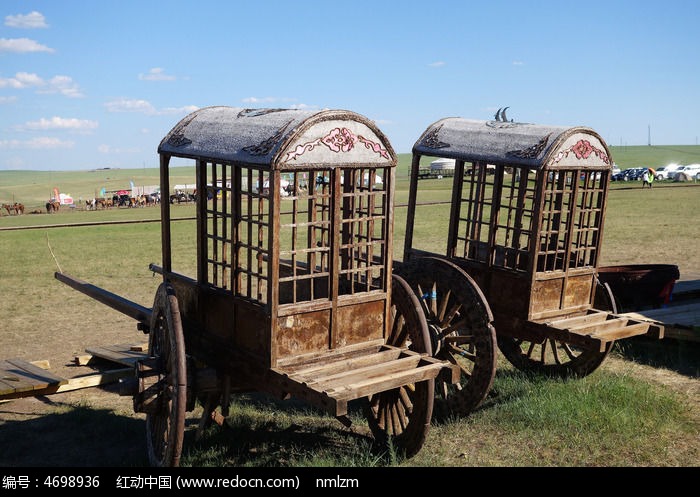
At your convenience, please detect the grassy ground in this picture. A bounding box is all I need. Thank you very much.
[0,163,698,468]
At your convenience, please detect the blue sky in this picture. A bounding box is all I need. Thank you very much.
[1,0,699,171]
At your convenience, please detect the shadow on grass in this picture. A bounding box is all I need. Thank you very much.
[180,393,390,467]
[613,336,700,377]
[0,399,147,467]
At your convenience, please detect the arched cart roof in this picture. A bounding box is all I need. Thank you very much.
[158,106,396,169]
[413,117,612,170]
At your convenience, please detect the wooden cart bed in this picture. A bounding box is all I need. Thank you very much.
[269,339,457,418]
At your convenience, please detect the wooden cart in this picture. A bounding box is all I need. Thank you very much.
[55,107,457,466]
[394,115,665,414]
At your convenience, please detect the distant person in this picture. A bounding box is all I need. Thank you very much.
[642,169,653,188]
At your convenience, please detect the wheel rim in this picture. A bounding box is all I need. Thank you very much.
[497,336,612,378]
[146,283,187,467]
[365,274,433,459]
[397,257,497,415]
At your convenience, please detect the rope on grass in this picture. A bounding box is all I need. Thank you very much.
[46,231,62,274]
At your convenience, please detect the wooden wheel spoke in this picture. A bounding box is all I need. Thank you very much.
[416,284,432,319]
[446,343,477,363]
[429,282,438,316]
[398,385,414,413]
[549,339,562,365]
[396,404,408,432]
[438,317,468,338]
[389,312,407,346]
[539,340,546,363]
[438,380,449,399]
[383,402,393,435]
[444,334,475,345]
[526,341,537,359]
[442,301,462,327]
[437,288,451,321]
[561,343,577,361]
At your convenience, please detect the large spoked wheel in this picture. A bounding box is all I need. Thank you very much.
[497,277,617,378]
[146,283,188,467]
[497,335,613,378]
[396,257,497,416]
[365,274,434,459]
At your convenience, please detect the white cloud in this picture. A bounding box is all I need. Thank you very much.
[104,99,198,116]
[0,37,54,53]
[5,11,48,29]
[512,60,524,66]
[241,97,310,109]
[159,105,199,115]
[18,116,98,132]
[138,68,176,81]
[98,144,140,154]
[428,61,446,68]
[0,137,74,149]
[289,103,313,110]
[38,76,84,98]
[0,73,82,97]
[242,96,279,104]
[0,96,18,104]
[104,98,157,114]
[0,72,45,89]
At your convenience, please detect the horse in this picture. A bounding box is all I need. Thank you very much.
[2,204,12,215]
[46,201,60,213]
[13,203,24,215]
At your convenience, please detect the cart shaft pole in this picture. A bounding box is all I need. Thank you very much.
[55,271,152,324]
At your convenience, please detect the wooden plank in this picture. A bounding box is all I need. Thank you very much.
[0,367,132,401]
[0,358,67,398]
[275,338,385,368]
[54,368,132,393]
[330,361,446,400]
[589,322,661,341]
[83,343,148,367]
[282,346,402,377]
[565,316,631,334]
[292,353,422,391]
[544,310,609,328]
[30,360,51,370]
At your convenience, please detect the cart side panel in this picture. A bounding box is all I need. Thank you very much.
[274,299,385,361]
[336,299,384,348]
[563,273,595,309]
[276,309,330,357]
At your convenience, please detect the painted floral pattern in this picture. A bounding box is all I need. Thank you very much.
[284,127,389,162]
[552,139,609,165]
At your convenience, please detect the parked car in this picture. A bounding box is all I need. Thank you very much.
[655,163,682,180]
[621,167,646,181]
[612,164,621,176]
[672,164,700,181]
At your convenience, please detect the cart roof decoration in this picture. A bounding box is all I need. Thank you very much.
[158,106,396,168]
[413,117,611,170]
